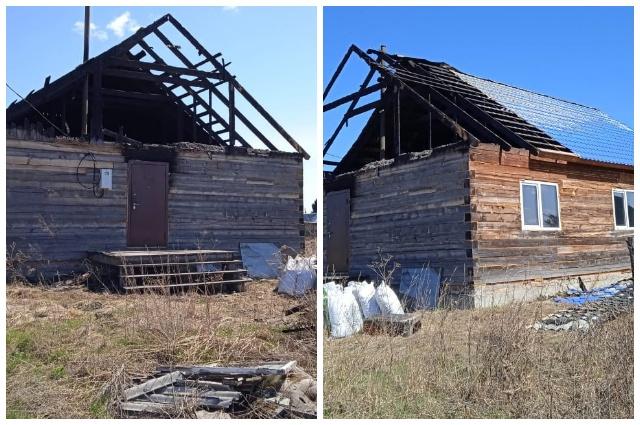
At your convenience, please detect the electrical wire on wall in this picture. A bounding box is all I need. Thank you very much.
[76,152,105,198]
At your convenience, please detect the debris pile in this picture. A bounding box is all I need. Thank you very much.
[118,361,316,418]
[533,280,633,331]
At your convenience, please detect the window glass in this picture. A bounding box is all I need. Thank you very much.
[613,191,626,226]
[540,184,559,228]
[627,191,634,227]
[522,184,539,226]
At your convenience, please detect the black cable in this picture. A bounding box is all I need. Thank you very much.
[76,152,105,198]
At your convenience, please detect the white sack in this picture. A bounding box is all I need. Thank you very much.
[327,285,363,338]
[349,281,381,319]
[375,281,404,315]
[278,256,316,296]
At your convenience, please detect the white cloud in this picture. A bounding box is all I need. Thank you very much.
[106,11,141,38]
[72,21,108,41]
[222,6,240,13]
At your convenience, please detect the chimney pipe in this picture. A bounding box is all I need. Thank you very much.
[81,6,90,138]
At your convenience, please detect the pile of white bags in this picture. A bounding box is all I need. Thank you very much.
[374,281,404,315]
[324,280,405,338]
[324,282,363,338]
[278,256,316,296]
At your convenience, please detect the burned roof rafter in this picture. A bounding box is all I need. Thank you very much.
[7,13,309,159]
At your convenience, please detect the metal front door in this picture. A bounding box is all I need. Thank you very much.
[127,161,168,247]
[326,189,350,273]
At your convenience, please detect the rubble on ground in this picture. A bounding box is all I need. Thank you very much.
[118,361,316,419]
[533,280,634,331]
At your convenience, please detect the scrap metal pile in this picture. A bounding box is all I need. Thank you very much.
[533,280,634,331]
[118,361,316,419]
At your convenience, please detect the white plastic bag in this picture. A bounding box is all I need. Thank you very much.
[327,285,363,338]
[278,256,316,296]
[375,281,404,315]
[349,281,381,319]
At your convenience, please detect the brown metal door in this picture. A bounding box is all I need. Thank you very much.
[127,161,168,247]
[326,189,350,273]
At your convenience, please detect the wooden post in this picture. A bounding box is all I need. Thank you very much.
[378,45,387,160]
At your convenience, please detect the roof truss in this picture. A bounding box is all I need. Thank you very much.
[7,14,309,159]
[323,45,570,172]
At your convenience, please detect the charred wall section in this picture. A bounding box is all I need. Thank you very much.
[6,137,303,281]
[325,146,473,290]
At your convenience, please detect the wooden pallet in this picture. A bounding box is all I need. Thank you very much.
[88,249,250,293]
[363,312,422,337]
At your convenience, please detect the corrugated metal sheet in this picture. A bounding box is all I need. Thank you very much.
[453,71,634,166]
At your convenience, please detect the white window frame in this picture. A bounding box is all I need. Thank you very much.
[520,180,561,231]
[612,189,634,230]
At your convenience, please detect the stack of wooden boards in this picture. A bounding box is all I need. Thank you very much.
[119,361,316,418]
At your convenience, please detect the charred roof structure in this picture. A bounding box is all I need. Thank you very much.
[7,13,309,159]
[324,45,633,308]
[324,45,631,173]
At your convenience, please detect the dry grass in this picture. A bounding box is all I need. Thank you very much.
[6,280,316,418]
[324,299,633,419]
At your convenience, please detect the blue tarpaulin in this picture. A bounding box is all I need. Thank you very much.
[554,282,629,305]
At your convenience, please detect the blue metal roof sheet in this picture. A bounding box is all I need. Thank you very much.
[453,71,634,166]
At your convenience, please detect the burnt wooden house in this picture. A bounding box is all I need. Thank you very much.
[323,46,633,305]
[6,14,309,289]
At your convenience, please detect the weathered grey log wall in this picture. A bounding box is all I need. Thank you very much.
[469,143,634,285]
[168,149,304,252]
[7,139,127,279]
[7,138,303,280]
[332,147,472,288]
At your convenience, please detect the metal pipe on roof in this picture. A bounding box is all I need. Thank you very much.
[81,6,90,139]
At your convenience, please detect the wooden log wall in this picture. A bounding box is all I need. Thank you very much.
[337,148,473,287]
[7,137,304,280]
[168,150,304,253]
[7,138,127,279]
[469,143,634,285]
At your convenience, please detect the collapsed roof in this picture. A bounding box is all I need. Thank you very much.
[7,13,309,159]
[323,45,632,174]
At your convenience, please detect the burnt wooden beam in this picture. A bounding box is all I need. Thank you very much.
[228,83,236,146]
[101,88,165,102]
[106,57,223,80]
[89,62,104,143]
[344,100,382,120]
[324,44,357,100]
[323,83,382,112]
[102,68,211,88]
[324,68,376,155]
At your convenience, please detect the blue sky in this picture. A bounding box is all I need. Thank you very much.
[323,6,634,168]
[6,6,318,210]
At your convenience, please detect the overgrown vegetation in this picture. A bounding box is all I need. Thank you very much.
[324,300,633,419]
[6,281,316,418]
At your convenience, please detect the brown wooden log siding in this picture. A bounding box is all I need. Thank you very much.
[6,138,303,279]
[344,148,473,287]
[469,143,634,285]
